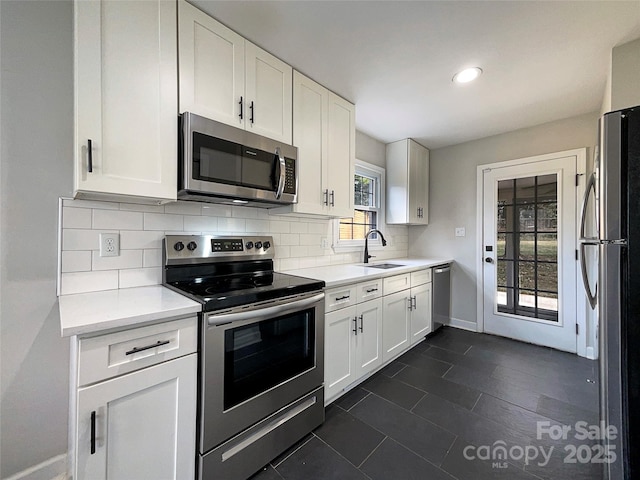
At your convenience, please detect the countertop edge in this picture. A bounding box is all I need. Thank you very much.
[59,285,202,337]
[281,258,454,288]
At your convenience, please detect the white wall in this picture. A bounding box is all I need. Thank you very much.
[611,37,640,111]
[408,112,599,329]
[1,1,74,477]
[356,130,386,168]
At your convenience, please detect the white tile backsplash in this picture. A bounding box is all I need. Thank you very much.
[59,199,408,295]
[143,213,184,231]
[62,207,92,229]
[93,209,143,230]
[61,251,92,273]
[92,250,143,271]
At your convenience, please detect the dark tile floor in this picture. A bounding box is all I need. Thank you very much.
[251,327,602,480]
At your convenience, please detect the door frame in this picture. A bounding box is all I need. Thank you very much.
[475,148,590,357]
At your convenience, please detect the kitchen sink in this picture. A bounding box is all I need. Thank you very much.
[364,263,406,269]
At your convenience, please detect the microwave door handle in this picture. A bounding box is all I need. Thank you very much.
[274,147,286,199]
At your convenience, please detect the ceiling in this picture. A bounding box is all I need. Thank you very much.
[192,1,640,149]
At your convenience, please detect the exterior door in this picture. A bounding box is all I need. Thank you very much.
[482,155,578,352]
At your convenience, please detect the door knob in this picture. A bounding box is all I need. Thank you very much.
[485,257,494,264]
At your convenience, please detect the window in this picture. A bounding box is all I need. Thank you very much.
[336,162,384,246]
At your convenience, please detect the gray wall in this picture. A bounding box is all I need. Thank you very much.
[408,112,599,328]
[1,1,74,477]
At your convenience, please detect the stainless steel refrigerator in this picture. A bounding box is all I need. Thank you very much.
[580,105,639,480]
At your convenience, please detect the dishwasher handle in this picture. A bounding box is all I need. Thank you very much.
[433,266,451,274]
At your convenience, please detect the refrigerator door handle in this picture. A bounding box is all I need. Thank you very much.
[580,242,598,310]
[580,171,598,241]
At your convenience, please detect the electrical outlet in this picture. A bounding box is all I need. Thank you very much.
[100,233,120,257]
[321,237,329,249]
[455,227,466,237]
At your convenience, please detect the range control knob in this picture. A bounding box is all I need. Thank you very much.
[174,241,185,252]
[263,241,271,250]
[187,241,198,251]
[255,241,263,250]
[245,241,254,250]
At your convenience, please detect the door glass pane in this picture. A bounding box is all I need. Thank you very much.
[496,174,558,321]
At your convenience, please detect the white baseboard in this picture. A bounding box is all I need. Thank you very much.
[446,317,478,332]
[3,454,66,480]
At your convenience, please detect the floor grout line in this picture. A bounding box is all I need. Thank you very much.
[270,434,315,468]
[356,435,387,469]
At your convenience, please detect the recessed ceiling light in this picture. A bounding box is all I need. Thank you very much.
[453,67,483,84]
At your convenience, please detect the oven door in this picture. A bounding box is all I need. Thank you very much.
[200,291,324,453]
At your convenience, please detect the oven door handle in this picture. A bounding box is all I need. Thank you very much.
[207,292,324,326]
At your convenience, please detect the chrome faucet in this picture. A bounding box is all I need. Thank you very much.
[364,229,387,263]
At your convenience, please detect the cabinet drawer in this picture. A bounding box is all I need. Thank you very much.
[383,273,411,296]
[325,285,358,313]
[78,316,198,387]
[410,269,432,287]
[356,280,382,304]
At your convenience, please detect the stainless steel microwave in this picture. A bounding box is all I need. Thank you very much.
[179,112,298,207]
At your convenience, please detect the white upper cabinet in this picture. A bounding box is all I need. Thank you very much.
[244,42,293,143]
[178,0,292,144]
[386,139,430,225]
[178,0,245,128]
[272,71,354,217]
[74,0,178,204]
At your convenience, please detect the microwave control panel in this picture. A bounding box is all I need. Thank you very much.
[284,158,296,194]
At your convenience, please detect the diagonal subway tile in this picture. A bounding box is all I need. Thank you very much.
[440,437,542,480]
[360,437,455,480]
[395,364,481,409]
[350,393,456,466]
[275,437,368,480]
[335,387,370,411]
[422,345,499,375]
[444,364,541,411]
[313,405,385,467]
[412,393,532,452]
[395,349,453,377]
[360,373,426,410]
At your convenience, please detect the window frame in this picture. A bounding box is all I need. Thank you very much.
[333,160,386,251]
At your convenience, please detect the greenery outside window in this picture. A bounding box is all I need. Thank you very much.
[335,161,385,248]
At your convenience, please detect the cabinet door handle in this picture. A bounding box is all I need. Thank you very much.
[365,288,378,293]
[323,189,329,206]
[250,101,255,124]
[358,314,364,333]
[125,339,170,356]
[408,298,413,311]
[87,139,93,173]
[90,410,96,455]
[412,296,417,310]
[335,295,350,301]
[330,190,335,206]
[352,316,358,335]
[239,96,243,120]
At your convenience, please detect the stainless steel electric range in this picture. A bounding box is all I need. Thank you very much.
[163,235,325,480]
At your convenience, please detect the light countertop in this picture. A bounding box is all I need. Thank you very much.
[58,285,202,337]
[282,258,453,288]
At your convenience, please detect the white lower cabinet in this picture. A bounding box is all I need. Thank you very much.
[410,282,432,345]
[75,355,197,480]
[382,290,411,362]
[325,296,383,402]
[70,316,198,480]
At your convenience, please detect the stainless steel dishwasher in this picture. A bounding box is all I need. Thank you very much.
[432,264,451,331]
